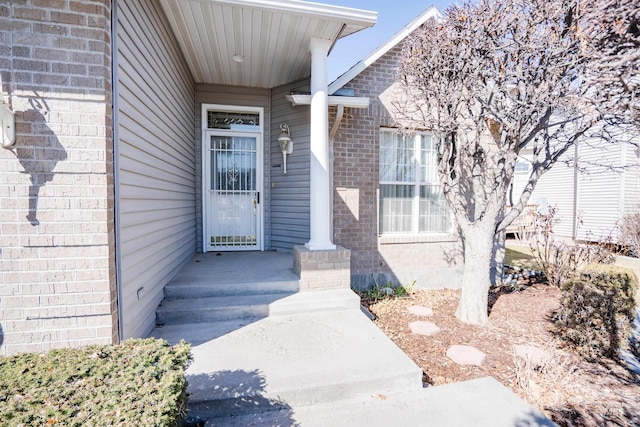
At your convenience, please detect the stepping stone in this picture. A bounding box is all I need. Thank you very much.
[409,321,440,336]
[408,306,433,317]
[513,344,547,366]
[446,345,486,366]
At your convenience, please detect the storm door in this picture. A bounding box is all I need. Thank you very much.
[204,127,262,251]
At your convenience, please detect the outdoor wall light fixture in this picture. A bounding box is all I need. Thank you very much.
[0,75,15,149]
[278,123,293,174]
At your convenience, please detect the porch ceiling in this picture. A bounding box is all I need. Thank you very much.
[159,0,377,88]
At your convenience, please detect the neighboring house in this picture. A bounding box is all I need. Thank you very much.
[511,132,640,242]
[0,1,463,356]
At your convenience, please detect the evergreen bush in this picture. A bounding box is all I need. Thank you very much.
[0,338,191,427]
[554,264,638,359]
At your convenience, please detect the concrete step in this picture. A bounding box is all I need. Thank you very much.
[163,279,300,300]
[156,292,293,324]
[187,367,421,421]
[164,308,423,420]
[156,289,360,325]
[200,377,557,427]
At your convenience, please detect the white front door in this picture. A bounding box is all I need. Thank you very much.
[204,131,262,251]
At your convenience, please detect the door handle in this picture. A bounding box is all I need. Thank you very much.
[253,192,259,216]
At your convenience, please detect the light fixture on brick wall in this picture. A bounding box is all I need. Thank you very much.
[278,123,293,174]
[0,74,15,149]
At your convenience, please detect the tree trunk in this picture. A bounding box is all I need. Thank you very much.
[456,223,495,325]
[491,229,506,286]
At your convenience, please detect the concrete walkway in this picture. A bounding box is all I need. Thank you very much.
[150,251,556,426]
[205,377,556,427]
[152,305,555,426]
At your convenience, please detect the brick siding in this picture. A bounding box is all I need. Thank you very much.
[294,245,351,290]
[332,44,464,289]
[0,0,117,355]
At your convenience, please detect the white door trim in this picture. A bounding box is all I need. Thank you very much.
[202,104,264,252]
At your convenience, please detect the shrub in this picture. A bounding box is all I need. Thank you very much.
[0,338,191,427]
[358,280,416,303]
[619,213,640,257]
[554,264,638,359]
[529,207,614,288]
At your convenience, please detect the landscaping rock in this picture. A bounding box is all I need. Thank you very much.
[502,264,545,288]
[408,306,433,317]
[513,344,547,366]
[446,345,486,366]
[409,321,440,336]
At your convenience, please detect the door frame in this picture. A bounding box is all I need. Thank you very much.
[201,103,264,252]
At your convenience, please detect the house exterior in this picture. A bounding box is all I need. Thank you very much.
[0,0,381,355]
[511,131,640,243]
[0,1,464,356]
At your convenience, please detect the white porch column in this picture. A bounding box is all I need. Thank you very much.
[306,38,336,251]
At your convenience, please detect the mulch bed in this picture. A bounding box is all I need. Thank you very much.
[363,285,640,427]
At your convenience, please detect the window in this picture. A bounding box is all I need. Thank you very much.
[514,160,531,174]
[379,129,452,234]
[207,111,259,131]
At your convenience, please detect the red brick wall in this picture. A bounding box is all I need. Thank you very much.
[0,0,117,355]
[332,44,463,289]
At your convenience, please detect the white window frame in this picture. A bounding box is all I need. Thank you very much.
[378,128,453,239]
[515,160,531,174]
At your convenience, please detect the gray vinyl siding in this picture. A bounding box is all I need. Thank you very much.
[270,80,311,251]
[117,0,196,339]
[527,150,577,239]
[195,84,271,251]
[519,137,640,243]
[623,136,640,216]
[575,141,623,241]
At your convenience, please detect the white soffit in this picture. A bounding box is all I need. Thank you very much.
[328,5,440,95]
[159,0,377,88]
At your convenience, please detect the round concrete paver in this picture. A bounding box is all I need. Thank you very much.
[408,306,433,317]
[446,345,486,366]
[409,321,440,336]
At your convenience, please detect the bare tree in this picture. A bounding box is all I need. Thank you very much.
[580,0,639,124]
[392,0,618,325]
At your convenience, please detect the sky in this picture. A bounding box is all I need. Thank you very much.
[327,1,455,83]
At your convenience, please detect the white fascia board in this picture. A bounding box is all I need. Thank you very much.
[329,5,441,95]
[285,94,369,108]
[193,0,377,27]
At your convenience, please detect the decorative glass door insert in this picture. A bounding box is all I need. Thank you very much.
[207,134,260,250]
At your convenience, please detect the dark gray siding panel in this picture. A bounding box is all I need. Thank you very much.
[269,80,311,251]
[117,0,196,339]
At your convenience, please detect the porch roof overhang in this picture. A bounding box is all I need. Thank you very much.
[285,93,369,108]
[159,0,377,88]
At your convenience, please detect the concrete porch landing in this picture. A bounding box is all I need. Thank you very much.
[163,251,300,298]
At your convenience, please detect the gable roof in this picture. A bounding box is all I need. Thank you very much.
[328,5,440,95]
